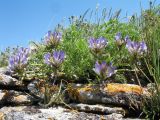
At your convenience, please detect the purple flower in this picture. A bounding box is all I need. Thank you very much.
[44,50,65,68]
[44,31,62,47]
[88,37,108,54]
[93,61,116,79]
[8,47,29,72]
[126,40,147,55]
[124,35,130,43]
[44,53,51,65]
[115,32,124,46]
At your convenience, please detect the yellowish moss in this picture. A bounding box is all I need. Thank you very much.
[35,79,59,94]
[67,84,80,100]
[104,83,143,95]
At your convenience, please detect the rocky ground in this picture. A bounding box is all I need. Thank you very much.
[0,67,150,120]
[0,106,145,120]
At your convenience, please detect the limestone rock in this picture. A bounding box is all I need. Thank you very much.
[0,67,10,75]
[69,103,126,116]
[67,83,150,109]
[27,79,45,99]
[0,90,38,106]
[0,106,125,120]
[0,73,27,91]
[0,73,19,86]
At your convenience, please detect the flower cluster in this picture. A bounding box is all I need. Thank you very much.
[88,36,116,79]
[114,32,147,56]
[93,61,116,79]
[89,33,147,80]
[44,31,62,47]
[88,37,108,54]
[126,39,147,56]
[8,47,30,72]
[44,50,65,68]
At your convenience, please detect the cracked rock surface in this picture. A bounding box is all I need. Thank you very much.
[0,106,125,120]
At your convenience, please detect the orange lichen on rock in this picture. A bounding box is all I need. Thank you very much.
[104,83,144,95]
[77,84,93,92]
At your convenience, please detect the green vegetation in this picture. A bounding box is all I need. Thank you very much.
[138,2,160,119]
[0,2,159,119]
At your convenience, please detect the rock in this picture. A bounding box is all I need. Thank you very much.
[0,90,6,100]
[104,113,123,120]
[68,103,126,116]
[0,73,27,91]
[0,73,19,86]
[0,90,39,106]
[67,83,150,109]
[0,67,11,75]
[123,118,146,120]
[27,79,45,99]
[0,106,125,120]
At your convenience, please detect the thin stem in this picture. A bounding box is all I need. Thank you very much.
[117,69,138,72]
[136,65,152,83]
[45,80,63,108]
[53,68,58,84]
[144,58,158,85]
[134,64,142,86]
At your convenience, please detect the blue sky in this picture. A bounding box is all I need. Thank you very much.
[0,0,159,51]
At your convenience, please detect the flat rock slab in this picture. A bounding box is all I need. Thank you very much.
[0,73,19,86]
[0,106,145,120]
[67,83,150,109]
[0,90,38,106]
[0,106,124,120]
[69,103,126,115]
[0,73,27,91]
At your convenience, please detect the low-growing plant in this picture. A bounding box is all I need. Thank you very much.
[44,50,65,83]
[8,47,30,80]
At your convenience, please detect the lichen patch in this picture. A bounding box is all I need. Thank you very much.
[104,83,143,95]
